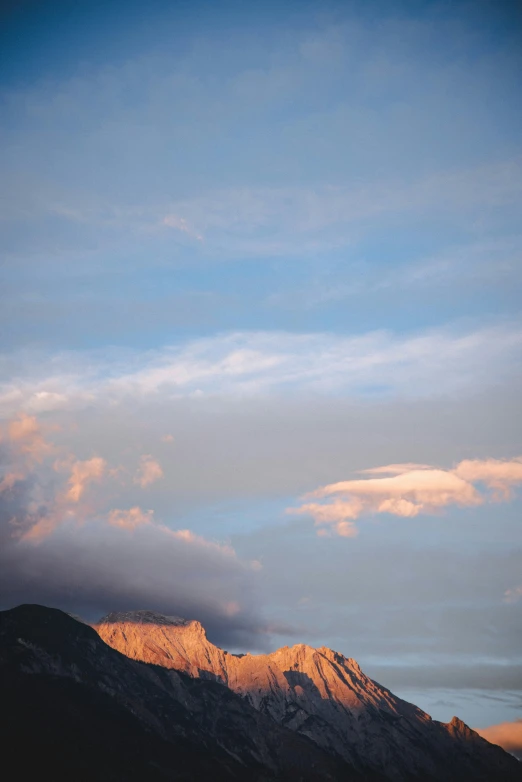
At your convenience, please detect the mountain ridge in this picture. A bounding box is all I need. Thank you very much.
[95,608,522,781]
[0,603,519,781]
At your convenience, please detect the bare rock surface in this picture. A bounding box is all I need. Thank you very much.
[96,609,522,782]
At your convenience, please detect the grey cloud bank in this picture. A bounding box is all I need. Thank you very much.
[0,521,269,650]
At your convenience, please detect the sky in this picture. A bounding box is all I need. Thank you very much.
[1,0,521,747]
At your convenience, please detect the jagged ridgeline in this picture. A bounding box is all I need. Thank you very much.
[1,605,520,782]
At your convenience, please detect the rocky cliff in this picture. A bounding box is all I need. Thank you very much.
[96,609,522,782]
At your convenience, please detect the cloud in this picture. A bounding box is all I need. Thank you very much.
[454,458,522,499]
[167,527,238,559]
[289,459,522,535]
[162,214,203,241]
[358,463,432,476]
[16,454,108,543]
[0,519,269,649]
[503,585,522,604]
[18,157,516,264]
[1,322,522,416]
[6,413,54,463]
[241,503,522,672]
[476,720,522,760]
[2,1,521,264]
[134,455,163,488]
[64,457,106,502]
[108,506,153,530]
[1,415,134,540]
[20,513,72,544]
[0,413,273,648]
[0,472,25,493]
[153,158,522,257]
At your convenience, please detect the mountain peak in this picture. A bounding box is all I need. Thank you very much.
[81,607,522,781]
[448,715,475,738]
[95,609,217,679]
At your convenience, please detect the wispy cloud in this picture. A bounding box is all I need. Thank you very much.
[162,213,203,241]
[2,155,521,264]
[159,158,522,254]
[1,322,521,415]
[134,455,163,488]
[268,235,522,312]
[289,458,522,536]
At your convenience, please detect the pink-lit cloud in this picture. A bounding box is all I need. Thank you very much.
[476,720,522,760]
[18,456,107,542]
[21,512,73,543]
[289,458,522,536]
[108,506,154,530]
[134,454,163,488]
[504,585,522,604]
[2,414,115,540]
[7,413,54,463]
[454,458,522,499]
[1,414,245,559]
[167,527,237,558]
[64,457,107,502]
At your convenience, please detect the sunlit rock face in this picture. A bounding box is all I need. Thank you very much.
[96,611,522,781]
[97,610,229,680]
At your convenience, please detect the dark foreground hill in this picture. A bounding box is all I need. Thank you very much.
[1,604,520,781]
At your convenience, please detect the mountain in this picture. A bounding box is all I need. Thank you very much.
[0,604,364,782]
[96,609,522,782]
[1,604,519,781]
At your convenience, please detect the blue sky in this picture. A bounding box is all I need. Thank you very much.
[1,0,522,737]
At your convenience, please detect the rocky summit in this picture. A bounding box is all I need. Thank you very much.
[95,609,522,782]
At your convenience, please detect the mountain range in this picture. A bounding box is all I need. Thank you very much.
[1,604,520,781]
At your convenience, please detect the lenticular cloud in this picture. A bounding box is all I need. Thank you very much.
[289,458,522,537]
